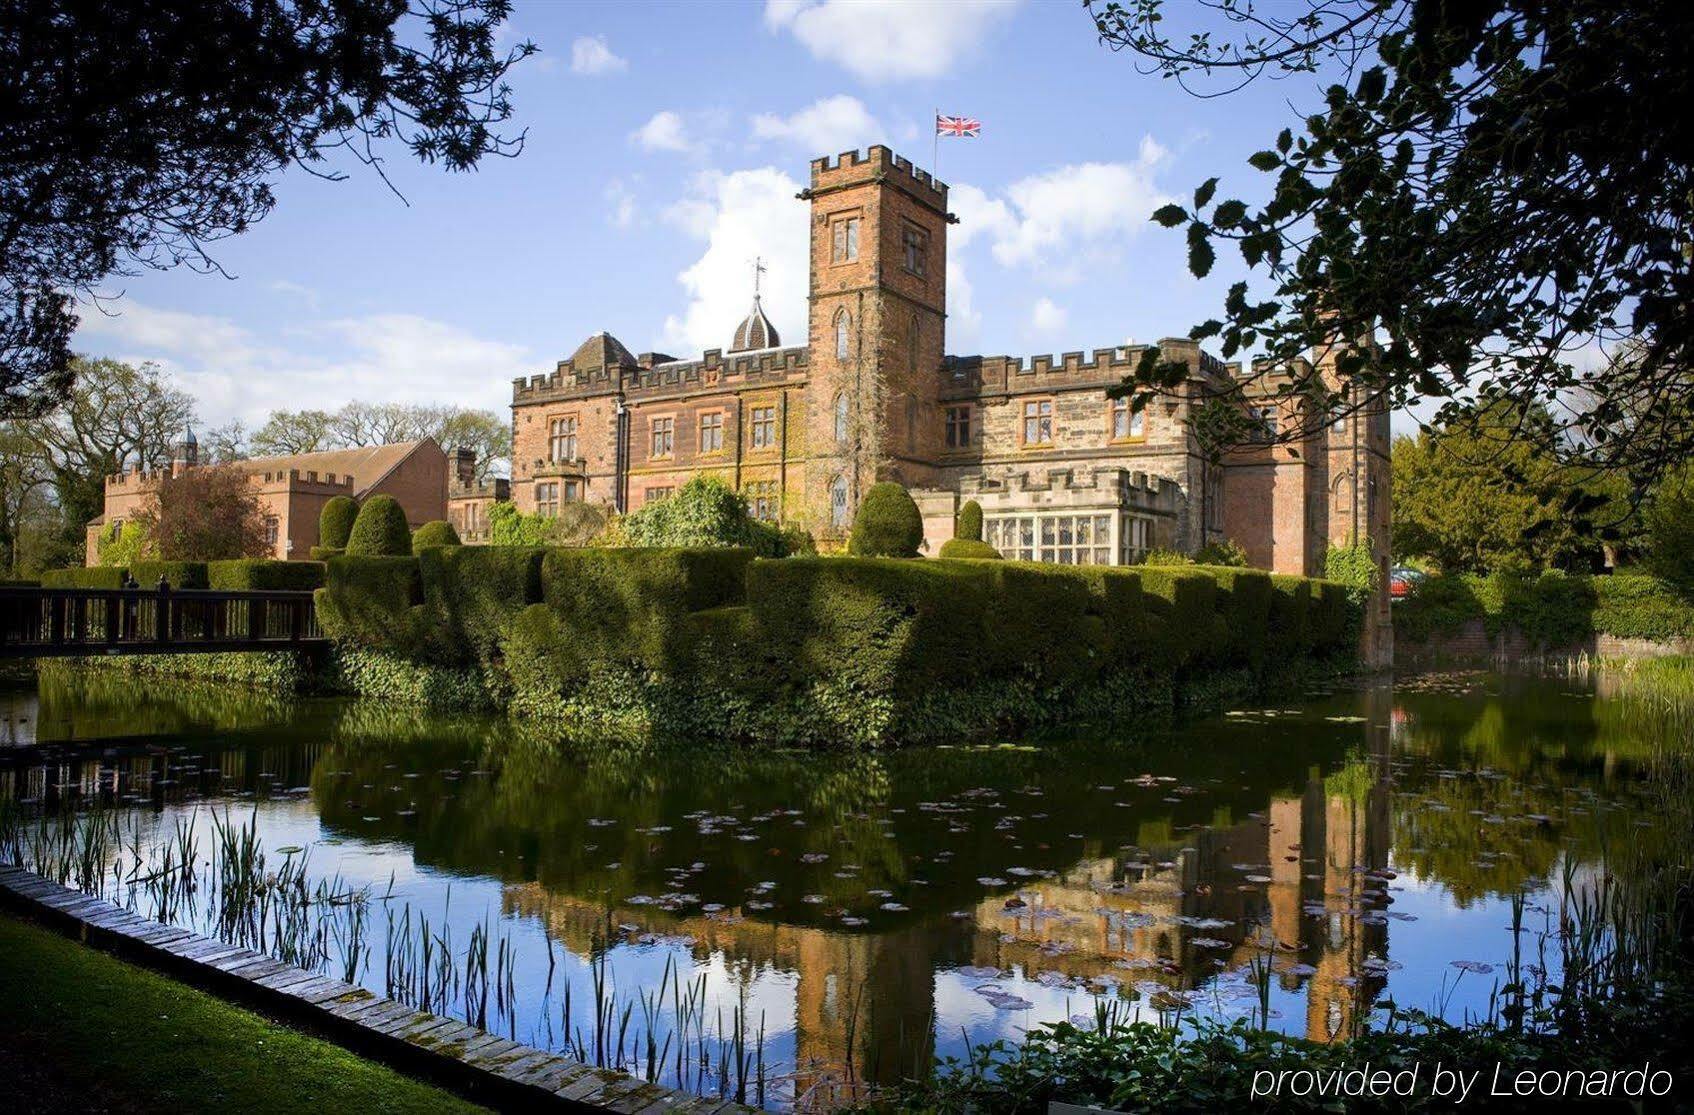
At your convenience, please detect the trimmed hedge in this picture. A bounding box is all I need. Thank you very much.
[345,496,411,557]
[849,483,923,558]
[417,545,543,665]
[412,520,461,551]
[938,539,1000,560]
[131,560,209,589]
[319,496,358,550]
[41,567,129,589]
[314,555,425,654]
[207,559,325,592]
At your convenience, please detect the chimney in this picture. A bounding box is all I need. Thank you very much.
[453,446,476,488]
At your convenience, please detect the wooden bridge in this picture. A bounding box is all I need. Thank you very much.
[0,585,325,658]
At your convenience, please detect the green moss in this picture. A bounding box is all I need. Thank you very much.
[344,495,411,557]
[849,482,923,557]
[319,495,359,550]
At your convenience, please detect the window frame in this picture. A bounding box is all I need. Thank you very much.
[1108,396,1147,443]
[1020,396,1055,448]
[548,413,580,463]
[648,414,675,459]
[900,223,927,277]
[834,309,851,360]
[698,409,725,455]
[535,481,560,517]
[944,404,972,450]
[831,215,861,264]
[749,405,777,450]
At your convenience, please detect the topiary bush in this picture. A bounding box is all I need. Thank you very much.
[314,555,426,655]
[344,495,411,557]
[319,495,359,550]
[938,538,1001,560]
[849,482,924,557]
[411,520,461,551]
[417,544,544,666]
[955,499,983,542]
[207,559,325,591]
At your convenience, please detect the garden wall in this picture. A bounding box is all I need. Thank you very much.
[313,548,1359,747]
[1395,572,1694,668]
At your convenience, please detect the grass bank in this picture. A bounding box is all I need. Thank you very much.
[0,912,484,1114]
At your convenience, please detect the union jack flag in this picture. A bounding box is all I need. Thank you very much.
[936,114,980,138]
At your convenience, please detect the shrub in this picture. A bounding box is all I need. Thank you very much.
[207,559,325,591]
[1136,567,1218,667]
[411,520,461,551]
[1142,548,1194,566]
[1644,463,1694,592]
[938,539,1001,559]
[308,546,343,560]
[956,499,983,542]
[96,520,148,567]
[779,524,817,557]
[1193,538,1248,567]
[488,500,608,547]
[130,560,209,589]
[622,476,774,552]
[314,555,425,655]
[41,566,129,589]
[1325,542,1380,610]
[344,495,411,557]
[1268,575,1313,660]
[1310,581,1356,653]
[417,545,544,666]
[1593,574,1694,641]
[319,496,359,550]
[849,483,923,558]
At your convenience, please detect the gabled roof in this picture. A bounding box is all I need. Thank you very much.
[234,439,440,498]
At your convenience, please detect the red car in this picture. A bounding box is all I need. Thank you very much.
[1389,566,1426,601]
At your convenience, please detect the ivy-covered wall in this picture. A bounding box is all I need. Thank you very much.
[313,549,1359,747]
[1396,571,1694,655]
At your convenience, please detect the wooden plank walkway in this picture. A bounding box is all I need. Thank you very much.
[0,585,327,659]
[0,864,751,1114]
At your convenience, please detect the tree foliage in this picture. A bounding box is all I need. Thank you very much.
[133,464,270,561]
[0,0,534,417]
[1092,0,1694,488]
[1643,464,1694,593]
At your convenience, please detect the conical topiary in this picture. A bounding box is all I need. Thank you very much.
[849,482,924,558]
[956,499,983,541]
[319,495,359,549]
[345,495,412,556]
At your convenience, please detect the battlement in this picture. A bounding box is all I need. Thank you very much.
[513,345,810,404]
[961,466,1182,512]
[247,467,356,491]
[943,338,1230,398]
[808,145,947,207]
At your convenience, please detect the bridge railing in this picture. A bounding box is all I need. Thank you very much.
[0,585,323,658]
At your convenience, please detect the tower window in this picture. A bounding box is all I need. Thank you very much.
[549,415,578,462]
[901,226,927,276]
[834,309,851,359]
[831,217,860,263]
[1022,398,1054,446]
[649,416,674,458]
[945,405,971,449]
[834,393,849,443]
[829,475,849,528]
[745,480,778,521]
[750,406,777,449]
[1110,397,1145,441]
[535,481,560,517]
[699,411,724,453]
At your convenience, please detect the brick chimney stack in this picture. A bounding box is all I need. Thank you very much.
[453,446,476,488]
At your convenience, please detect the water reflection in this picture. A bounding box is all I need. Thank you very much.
[0,670,1669,1107]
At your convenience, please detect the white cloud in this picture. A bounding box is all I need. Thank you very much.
[951,137,1175,278]
[659,168,809,355]
[630,111,695,154]
[1029,296,1068,334]
[74,299,527,427]
[605,180,638,229]
[751,95,882,154]
[570,35,627,75]
[764,0,1019,82]
[946,257,981,351]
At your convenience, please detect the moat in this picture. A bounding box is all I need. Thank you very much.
[0,669,1676,1108]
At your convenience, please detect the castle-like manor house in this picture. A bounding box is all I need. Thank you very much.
[511,147,1389,589]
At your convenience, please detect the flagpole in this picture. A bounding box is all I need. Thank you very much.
[933,106,939,181]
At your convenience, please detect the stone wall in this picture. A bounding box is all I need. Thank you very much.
[1396,617,1694,668]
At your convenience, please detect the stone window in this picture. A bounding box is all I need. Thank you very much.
[563,479,581,502]
[264,517,279,548]
[699,411,724,454]
[945,405,971,449]
[831,216,860,263]
[902,225,927,276]
[1021,398,1054,446]
[745,480,778,521]
[535,481,560,516]
[549,415,578,462]
[649,416,675,458]
[1121,515,1154,563]
[829,475,849,528]
[645,486,673,503]
[986,513,1114,565]
[833,393,849,443]
[1251,405,1279,441]
[1110,397,1146,441]
[834,309,851,359]
[750,406,777,449]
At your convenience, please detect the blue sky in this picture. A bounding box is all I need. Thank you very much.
[75,0,1361,435]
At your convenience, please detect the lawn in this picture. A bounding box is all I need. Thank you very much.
[0,912,487,1114]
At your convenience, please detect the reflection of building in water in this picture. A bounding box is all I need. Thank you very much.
[504,885,954,1099]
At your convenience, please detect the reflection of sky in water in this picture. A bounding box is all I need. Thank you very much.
[0,669,1672,1108]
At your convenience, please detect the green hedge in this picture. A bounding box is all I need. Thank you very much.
[130,560,209,589]
[41,567,129,589]
[1268,575,1314,661]
[206,560,325,592]
[345,495,411,557]
[1193,566,1272,670]
[417,545,544,665]
[938,538,1000,559]
[1397,571,1694,647]
[314,555,425,655]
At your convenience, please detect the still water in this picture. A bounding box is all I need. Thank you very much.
[0,669,1672,1107]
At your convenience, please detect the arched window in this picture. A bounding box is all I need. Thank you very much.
[834,309,851,359]
[833,392,849,443]
[829,475,849,528]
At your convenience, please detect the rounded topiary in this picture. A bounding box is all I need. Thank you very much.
[319,495,359,550]
[849,482,924,558]
[411,520,461,551]
[939,538,1001,560]
[955,499,983,542]
[345,495,412,556]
